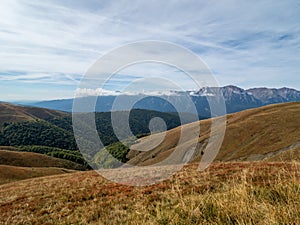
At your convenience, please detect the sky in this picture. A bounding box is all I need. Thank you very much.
[0,0,300,101]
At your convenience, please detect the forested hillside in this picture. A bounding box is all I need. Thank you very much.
[0,103,188,167]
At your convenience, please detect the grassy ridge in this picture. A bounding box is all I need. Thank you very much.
[0,147,84,185]
[127,102,300,165]
[0,149,86,170]
[17,146,88,167]
[0,102,67,128]
[0,165,75,185]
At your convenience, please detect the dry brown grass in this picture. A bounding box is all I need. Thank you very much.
[0,165,75,185]
[0,102,67,128]
[0,149,85,185]
[216,102,300,161]
[0,149,85,170]
[128,102,300,165]
[0,162,299,224]
[265,145,300,162]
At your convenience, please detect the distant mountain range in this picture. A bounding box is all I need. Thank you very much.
[21,85,300,117]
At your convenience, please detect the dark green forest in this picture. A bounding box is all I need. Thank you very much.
[0,109,191,167]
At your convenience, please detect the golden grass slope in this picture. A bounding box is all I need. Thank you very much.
[0,148,85,185]
[128,102,300,165]
[0,149,85,170]
[0,162,299,224]
[265,145,300,162]
[0,165,75,185]
[0,102,67,128]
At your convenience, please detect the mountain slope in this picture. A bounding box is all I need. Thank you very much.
[247,87,300,105]
[0,165,75,185]
[127,102,300,165]
[0,147,84,185]
[0,149,86,170]
[196,85,263,113]
[0,103,187,167]
[0,102,188,148]
[0,102,67,128]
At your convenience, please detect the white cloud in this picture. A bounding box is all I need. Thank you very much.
[75,87,186,97]
[75,88,119,97]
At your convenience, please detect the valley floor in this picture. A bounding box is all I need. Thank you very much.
[0,162,299,224]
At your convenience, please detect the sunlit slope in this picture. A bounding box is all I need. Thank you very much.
[128,102,300,165]
[0,162,299,224]
[0,165,75,185]
[0,102,67,128]
[0,149,86,170]
[0,148,85,184]
[264,145,300,162]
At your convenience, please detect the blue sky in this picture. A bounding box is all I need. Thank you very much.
[0,0,300,101]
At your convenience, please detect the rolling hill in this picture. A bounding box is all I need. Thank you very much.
[1,101,299,169]
[0,149,86,170]
[127,102,300,166]
[0,147,86,185]
[0,102,67,128]
[0,102,189,169]
[0,102,299,224]
[0,165,75,185]
[0,102,186,148]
